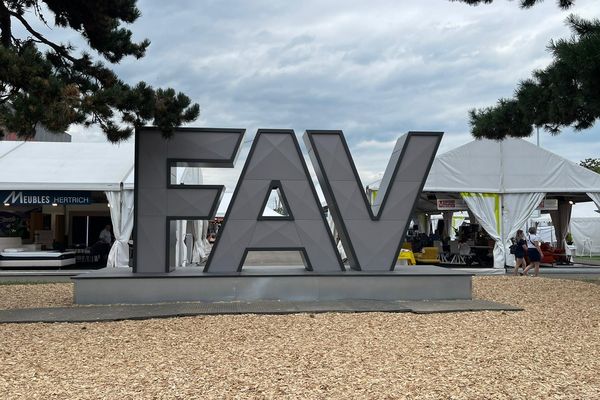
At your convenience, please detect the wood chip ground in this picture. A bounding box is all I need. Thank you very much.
[0,276,598,399]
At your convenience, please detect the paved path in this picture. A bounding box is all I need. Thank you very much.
[505,266,600,275]
[0,299,521,324]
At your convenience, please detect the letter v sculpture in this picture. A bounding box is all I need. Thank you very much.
[304,130,442,271]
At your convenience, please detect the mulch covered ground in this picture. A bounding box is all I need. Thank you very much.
[0,276,598,399]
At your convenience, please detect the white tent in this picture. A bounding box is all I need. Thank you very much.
[428,139,600,268]
[0,141,135,267]
[370,138,600,268]
[570,217,600,256]
[0,141,134,191]
[569,202,600,256]
[529,217,600,257]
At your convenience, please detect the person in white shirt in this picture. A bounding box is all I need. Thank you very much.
[523,226,543,277]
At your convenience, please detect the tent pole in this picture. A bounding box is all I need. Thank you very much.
[500,194,505,269]
[499,140,505,269]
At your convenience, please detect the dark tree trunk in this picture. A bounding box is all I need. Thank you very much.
[0,1,11,48]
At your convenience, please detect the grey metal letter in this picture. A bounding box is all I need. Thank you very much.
[205,129,343,273]
[304,130,442,271]
[135,127,245,273]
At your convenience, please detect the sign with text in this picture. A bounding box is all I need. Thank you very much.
[436,198,467,210]
[1,190,93,205]
[536,199,558,211]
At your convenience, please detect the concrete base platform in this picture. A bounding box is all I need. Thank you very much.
[72,265,472,305]
[0,269,94,283]
[0,299,520,324]
[0,258,76,268]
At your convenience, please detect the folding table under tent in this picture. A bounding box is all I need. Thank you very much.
[368,138,600,268]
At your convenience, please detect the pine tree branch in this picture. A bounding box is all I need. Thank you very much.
[451,0,575,8]
[9,9,77,63]
[0,1,199,142]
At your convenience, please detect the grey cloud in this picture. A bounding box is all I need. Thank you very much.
[50,0,597,174]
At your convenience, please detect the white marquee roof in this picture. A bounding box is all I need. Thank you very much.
[424,138,600,193]
[3,137,600,195]
[0,141,134,191]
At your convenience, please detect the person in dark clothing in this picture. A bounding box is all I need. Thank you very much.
[513,229,527,276]
[91,225,112,264]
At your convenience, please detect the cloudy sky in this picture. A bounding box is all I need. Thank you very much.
[57,0,600,189]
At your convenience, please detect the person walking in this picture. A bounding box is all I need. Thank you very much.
[513,229,527,276]
[523,227,543,277]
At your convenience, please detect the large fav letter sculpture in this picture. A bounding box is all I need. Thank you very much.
[135,127,442,273]
[304,130,442,271]
[134,127,245,273]
[204,129,344,273]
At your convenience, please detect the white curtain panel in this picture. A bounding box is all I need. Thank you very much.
[549,199,572,249]
[502,192,546,266]
[106,190,135,267]
[460,192,504,268]
[105,191,120,268]
[175,220,188,267]
[191,219,211,264]
[178,167,209,266]
[202,220,211,255]
[120,190,135,265]
[570,217,600,255]
[442,211,453,238]
[191,220,203,264]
